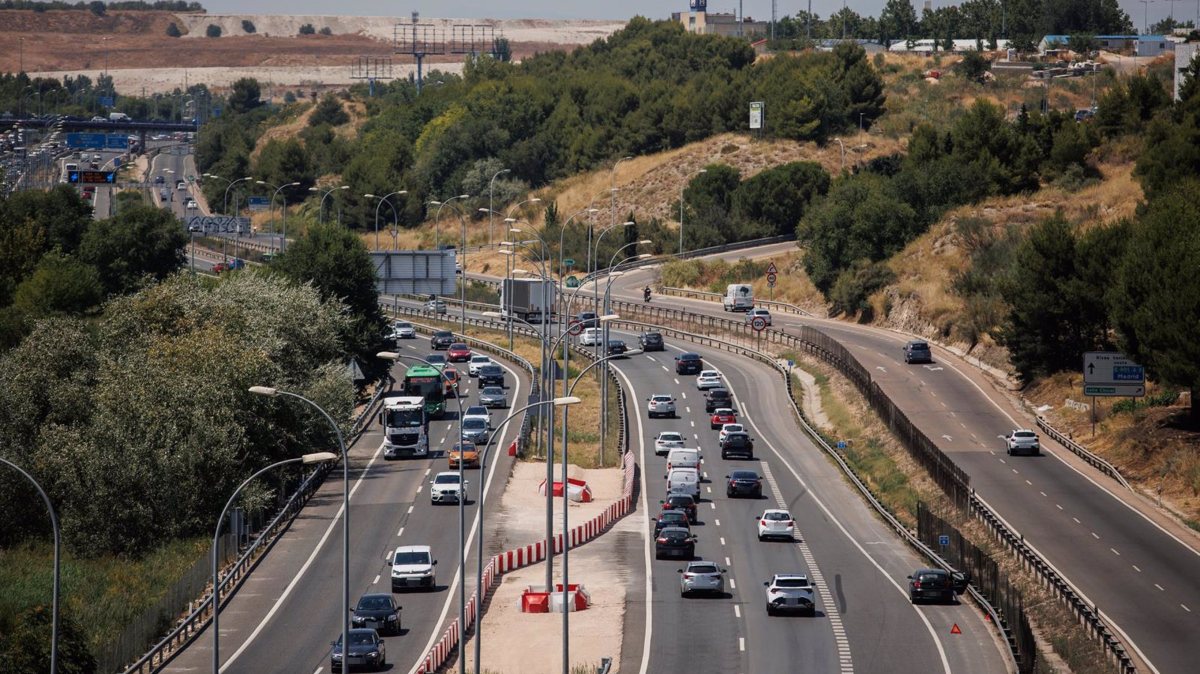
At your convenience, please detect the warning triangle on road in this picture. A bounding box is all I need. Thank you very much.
[950,623,962,635]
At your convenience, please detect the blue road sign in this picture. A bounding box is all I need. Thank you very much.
[105,134,129,149]
[66,132,106,149]
[112,157,121,168]
[938,535,950,546]
[246,196,270,211]
[836,441,847,449]
[99,96,114,107]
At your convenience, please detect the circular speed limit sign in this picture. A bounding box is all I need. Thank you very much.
[751,316,767,332]
[766,272,778,285]
[568,319,584,336]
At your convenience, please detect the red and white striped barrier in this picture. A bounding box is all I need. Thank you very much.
[415,451,636,673]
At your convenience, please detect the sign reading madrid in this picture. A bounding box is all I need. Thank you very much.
[1082,352,1145,397]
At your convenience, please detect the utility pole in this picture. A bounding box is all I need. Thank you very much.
[739,0,744,37]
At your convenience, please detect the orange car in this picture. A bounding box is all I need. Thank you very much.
[447,442,480,469]
[443,367,461,397]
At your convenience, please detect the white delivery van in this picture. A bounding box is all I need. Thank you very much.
[722,284,753,312]
[665,467,701,499]
[666,448,702,472]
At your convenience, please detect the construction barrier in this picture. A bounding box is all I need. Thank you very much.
[415,450,636,673]
[538,477,594,502]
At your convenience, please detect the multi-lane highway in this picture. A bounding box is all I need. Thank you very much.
[162,335,530,673]
[607,247,1200,674]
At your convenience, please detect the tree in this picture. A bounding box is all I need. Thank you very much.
[319,26,333,36]
[299,23,316,35]
[87,0,105,16]
[879,0,919,44]
[242,19,256,34]
[205,24,222,38]
[78,205,187,296]
[227,77,262,114]
[166,22,182,37]
[1114,180,1200,419]
[1176,51,1200,107]
[956,51,992,81]
[10,251,102,318]
[731,161,830,236]
[309,94,350,127]
[253,138,316,201]
[681,164,741,224]
[0,604,96,674]
[493,37,512,62]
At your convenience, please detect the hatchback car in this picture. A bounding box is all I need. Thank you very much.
[478,365,505,387]
[330,628,386,672]
[431,331,455,349]
[757,509,795,541]
[468,354,492,376]
[907,568,959,604]
[674,352,703,375]
[679,561,725,597]
[442,367,460,396]
[392,321,416,339]
[638,331,665,351]
[717,423,744,444]
[704,388,733,413]
[710,408,736,430]
[447,442,480,469]
[695,370,722,390]
[460,418,490,445]
[655,526,697,560]
[654,431,685,456]
[647,394,677,419]
[1004,429,1041,456]
[726,470,762,498]
[661,492,699,523]
[607,339,628,357]
[653,509,692,535]
[479,386,508,408]
[903,340,933,364]
[447,343,472,362]
[579,328,602,346]
[351,593,402,635]
[745,307,773,326]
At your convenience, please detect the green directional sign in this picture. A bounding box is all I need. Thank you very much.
[565,275,580,289]
[563,258,576,267]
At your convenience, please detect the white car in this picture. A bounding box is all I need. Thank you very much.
[1004,429,1041,456]
[718,423,745,444]
[392,321,416,339]
[184,198,197,210]
[764,573,815,616]
[654,431,686,456]
[390,544,436,591]
[757,509,795,541]
[646,394,676,419]
[695,370,722,390]
[462,405,490,428]
[425,299,447,314]
[430,472,468,504]
[579,327,602,346]
[745,307,772,326]
[468,355,492,377]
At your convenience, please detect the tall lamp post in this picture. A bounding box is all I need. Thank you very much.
[247,387,352,674]
[364,190,408,250]
[679,168,707,255]
[211,452,336,674]
[487,168,510,245]
[256,180,300,253]
[1,458,61,674]
[589,222,635,456]
[309,185,348,225]
[427,194,470,250]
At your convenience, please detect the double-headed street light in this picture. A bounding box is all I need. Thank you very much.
[246,387,350,674]
[222,176,254,216]
[487,168,510,245]
[256,180,301,253]
[211,452,336,674]
[364,190,408,250]
[427,194,469,250]
[309,185,349,224]
[1,458,60,674]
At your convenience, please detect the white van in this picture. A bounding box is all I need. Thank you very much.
[666,448,702,472]
[722,284,753,312]
[665,467,700,499]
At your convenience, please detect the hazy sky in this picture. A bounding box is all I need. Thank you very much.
[199,2,1193,32]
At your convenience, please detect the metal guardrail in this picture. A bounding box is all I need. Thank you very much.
[659,285,815,318]
[1034,416,1132,491]
[122,377,391,673]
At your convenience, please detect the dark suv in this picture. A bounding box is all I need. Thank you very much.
[431,331,455,350]
[906,568,969,604]
[704,388,732,413]
[661,492,698,523]
[903,340,933,364]
[720,432,754,460]
[638,331,664,352]
[575,311,599,328]
[478,365,505,387]
[607,339,628,358]
[674,352,703,375]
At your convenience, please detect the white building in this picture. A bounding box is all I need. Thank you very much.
[1176,42,1200,101]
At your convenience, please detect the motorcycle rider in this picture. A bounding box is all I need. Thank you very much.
[643,286,652,302]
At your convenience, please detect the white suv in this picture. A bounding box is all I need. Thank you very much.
[646,394,676,419]
[430,472,468,504]
[1004,429,1041,456]
[468,355,492,377]
[756,509,795,541]
[390,545,436,591]
[579,328,602,346]
[745,307,772,326]
[764,573,815,616]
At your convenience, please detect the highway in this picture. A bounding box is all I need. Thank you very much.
[605,327,1007,674]
[605,246,1200,674]
[162,335,531,674]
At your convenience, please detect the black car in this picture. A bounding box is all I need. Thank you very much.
[330,628,387,672]
[653,509,691,535]
[431,331,455,350]
[906,568,967,604]
[654,526,696,560]
[704,388,732,413]
[661,493,698,523]
[726,470,762,498]
[350,593,402,635]
[575,311,599,328]
[720,432,755,460]
[903,340,933,364]
[478,365,505,387]
[638,331,665,351]
[424,353,447,368]
[674,352,703,375]
[607,339,628,358]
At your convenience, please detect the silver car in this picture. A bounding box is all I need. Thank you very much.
[679,561,725,596]
[654,431,685,456]
[479,386,508,408]
[460,417,490,444]
[392,321,416,339]
[647,394,676,419]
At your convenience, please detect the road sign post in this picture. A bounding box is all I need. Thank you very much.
[765,262,778,300]
[1083,352,1145,436]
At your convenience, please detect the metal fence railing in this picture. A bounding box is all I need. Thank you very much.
[1034,416,1131,490]
[659,285,814,317]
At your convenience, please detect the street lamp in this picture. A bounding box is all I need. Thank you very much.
[487,168,510,245]
[1,458,61,674]
[590,222,636,455]
[467,395,581,674]
[308,185,349,224]
[364,190,408,250]
[247,387,351,674]
[211,452,336,674]
[257,180,301,253]
[679,168,707,255]
[427,194,470,250]
[833,137,845,174]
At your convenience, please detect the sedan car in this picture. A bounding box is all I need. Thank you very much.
[391,321,416,339]
[330,628,386,672]
[757,509,795,541]
[425,298,447,314]
[907,568,963,604]
[695,370,722,390]
[710,408,736,430]
[430,331,455,349]
[638,331,665,351]
[351,593,402,635]
[430,471,468,503]
[1004,429,1041,456]
[661,492,698,523]
[460,418,490,445]
[653,509,692,535]
[903,340,933,364]
[726,470,762,498]
[655,526,697,560]
[447,442,480,469]
[674,352,703,375]
[679,561,725,597]
[446,343,472,362]
[606,339,628,358]
[654,431,685,456]
[468,355,493,377]
[478,365,505,387]
[647,394,677,419]
[479,386,508,408]
[764,574,815,616]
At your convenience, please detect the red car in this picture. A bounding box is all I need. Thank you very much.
[446,343,472,362]
[710,408,736,430]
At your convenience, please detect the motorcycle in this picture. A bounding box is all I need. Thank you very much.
[643,288,652,303]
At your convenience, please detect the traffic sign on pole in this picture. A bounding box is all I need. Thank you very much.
[766,272,777,286]
[1083,352,1145,397]
[565,275,580,289]
[751,316,767,332]
[568,320,584,337]
[766,262,778,274]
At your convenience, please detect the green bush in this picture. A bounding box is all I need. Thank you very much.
[319,26,333,36]
[298,23,315,35]
[165,22,181,38]
[1112,389,1180,414]
[242,19,256,34]
[308,95,350,127]
[828,260,894,319]
[205,24,221,38]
